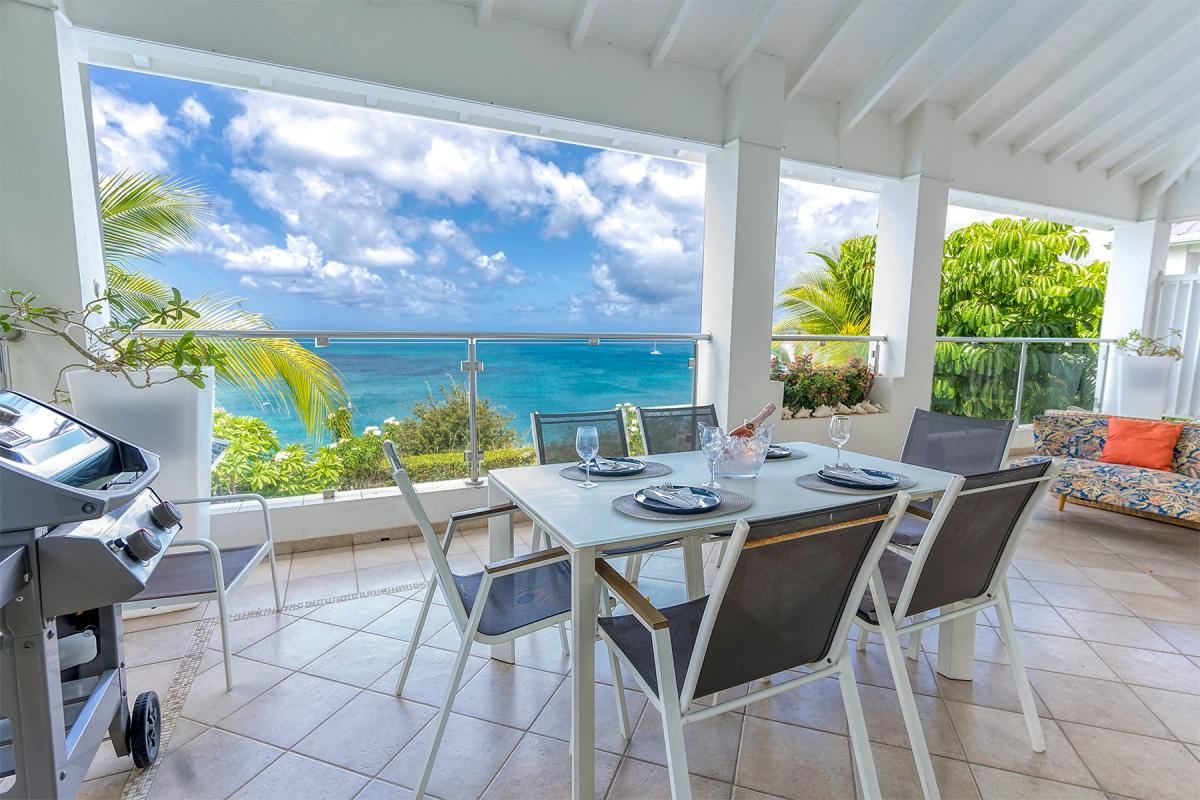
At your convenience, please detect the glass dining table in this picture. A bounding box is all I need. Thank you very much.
[486,442,960,800]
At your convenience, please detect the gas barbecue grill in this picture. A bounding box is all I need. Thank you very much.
[0,390,180,799]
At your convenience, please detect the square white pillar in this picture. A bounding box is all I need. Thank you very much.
[1102,219,1170,341]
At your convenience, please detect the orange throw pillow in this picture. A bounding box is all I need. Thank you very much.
[1099,417,1184,471]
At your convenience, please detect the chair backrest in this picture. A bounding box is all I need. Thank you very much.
[900,409,1015,475]
[529,409,629,465]
[899,459,1057,620]
[680,495,908,704]
[382,440,470,628]
[636,404,720,455]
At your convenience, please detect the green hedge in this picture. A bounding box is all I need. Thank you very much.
[403,447,536,484]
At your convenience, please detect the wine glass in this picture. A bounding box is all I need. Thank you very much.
[575,426,600,489]
[699,423,725,489]
[828,415,852,468]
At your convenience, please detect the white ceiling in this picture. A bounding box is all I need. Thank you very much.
[443,0,1200,191]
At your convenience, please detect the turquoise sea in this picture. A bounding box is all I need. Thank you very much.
[216,340,695,446]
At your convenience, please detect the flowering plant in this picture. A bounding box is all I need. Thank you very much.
[773,354,875,413]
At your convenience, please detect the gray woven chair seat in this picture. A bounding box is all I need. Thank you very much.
[890,513,929,547]
[135,545,261,601]
[856,549,912,624]
[598,597,707,695]
[453,561,572,637]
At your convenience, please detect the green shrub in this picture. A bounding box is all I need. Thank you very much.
[775,354,875,413]
[402,447,536,483]
[389,380,517,455]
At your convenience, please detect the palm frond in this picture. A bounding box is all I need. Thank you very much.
[105,264,175,322]
[99,171,211,267]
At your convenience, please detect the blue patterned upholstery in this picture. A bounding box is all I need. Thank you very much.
[1012,413,1200,525]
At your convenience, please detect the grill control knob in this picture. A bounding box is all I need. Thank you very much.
[150,501,182,530]
[123,528,162,563]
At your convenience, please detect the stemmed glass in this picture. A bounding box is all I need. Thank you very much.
[699,423,725,490]
[828,415,852,468]
[575,426,600,489]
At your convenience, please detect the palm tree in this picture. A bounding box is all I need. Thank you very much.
[774,234,876,364]
[99,171,347,437]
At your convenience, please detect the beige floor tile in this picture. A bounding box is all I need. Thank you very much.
[1061,722,1200,800]
[354,539,418,569]
[628,702,743,783]
[1016,541,1074,564]
[1013,561,1097,587]
[218,672,360,748]
[211,612,302,654]
[243,556,289,587]
[182,655,292,725]
[730,787,784,800]
[357,560,427,592]
[507,623,573,675]
[865,742,980,800]
[1005,578,1048,605]
[933,659,1049,716]
[482,732,620,799]
[305,593,404,629]
[285,569,359,604]
[1146,620,1200,656]
[365,598,454,643]
[164,718,208,754]
[370,645,489,707]
[1057,608,1176,650]
[1057,549,1139,571]
[238,617,355,670]
[449,660,564,729]
[302,630,410,687]
[744,676,848,736]
[1007,631,1118,680]
[354,780,415,800]
[969,764,1106,800]
[125,657,181,708]
[123,621,198,667]
[856,683,964,759]
[1026,670,1170,738]
[1111,591,1200,625]
[983,602,1076,638]
[1090,642,1200,693]
[123,602,207,632]
[1128,686,1200,745]
[148,728,281,800]
[378,712,522,798]
[735,717,855,800]
[1080,567,1184,598]
[229,752,367,800]
[530,676,648,754]
[849,642,942,697]
[294,691,436,775]
[1123,555,1200,580]
[1158,576,1200,601]
[289,546,356,579]
[606,757,732,799]
[76,771,128,800]
[1029,583,1131,615]
[945,701,1096,787]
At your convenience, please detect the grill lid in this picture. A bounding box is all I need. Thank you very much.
[0,391,114,487]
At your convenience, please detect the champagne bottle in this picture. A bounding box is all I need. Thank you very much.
[728,403,776,438]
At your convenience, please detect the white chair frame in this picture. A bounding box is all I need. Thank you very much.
[854,460,1062,800]
[124,493,282,691]
[599,494,913,800]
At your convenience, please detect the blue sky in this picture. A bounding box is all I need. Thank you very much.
[86,66,892,332]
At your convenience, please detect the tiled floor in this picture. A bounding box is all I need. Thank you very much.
[81,497,1199,800]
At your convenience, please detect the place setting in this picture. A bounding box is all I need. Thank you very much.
[559,425,672,484]
[796,414,916,494]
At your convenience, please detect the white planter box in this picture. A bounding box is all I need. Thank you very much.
[1112,354,1173,420]
[773,411,903,460]
[66,366,214,538]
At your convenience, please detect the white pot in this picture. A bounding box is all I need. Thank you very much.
[66,367,214,538]
[1112,354,1173,420]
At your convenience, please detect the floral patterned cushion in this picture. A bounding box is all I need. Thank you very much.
[1033,413,1200,479]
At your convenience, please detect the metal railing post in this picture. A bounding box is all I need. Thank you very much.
[871,340,881,377]
[1095,341,1111,413]
[461,338,483,486]
[1012,341,1029,423]
[690,340,699,406]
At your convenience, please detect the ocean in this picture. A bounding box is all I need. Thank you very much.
[216,339,696,445]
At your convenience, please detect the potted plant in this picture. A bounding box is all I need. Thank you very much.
[1110,328,1183,420]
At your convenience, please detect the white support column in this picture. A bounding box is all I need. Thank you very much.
[698,53,784,429]
[0,1,106,399]
[1102,219,1170,341]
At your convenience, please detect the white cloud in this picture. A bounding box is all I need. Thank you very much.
[775,178,879,298]
[90,85,179,173]
[178,96,212,129]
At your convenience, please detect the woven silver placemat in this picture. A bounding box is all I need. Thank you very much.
[795,472,916,494]
[612,488,751,520]
[559,460,672,481]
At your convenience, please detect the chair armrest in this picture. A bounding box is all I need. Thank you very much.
[595,558,668,631]
[484,546,568,575]
[450,502,517,523]
[173,494,275,546]
[907,505,933,520]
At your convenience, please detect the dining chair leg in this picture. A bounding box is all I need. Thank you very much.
[715,539,728,568]
[856,624,869,651]
[214,583,235,692]
[396,576,438,697]
[652,627,691,800]
[625,554,643,583]
[557,621,571,656]
[907,612,925,661]
[607,643,631,741]
[995,590,1045,752]
[871,576,941,800]
[838,661,882,800]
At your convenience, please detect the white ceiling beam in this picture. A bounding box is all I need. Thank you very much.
[1106,112,1200,179]
[839,0,965,134]
[1082,102,1200,173]
[888,0,1012,127]
[475,0,493,29]
[784,0,865,101]
[650,0,694,70]
[568,0,599,52]
[1047,58,1200,165]
[1143,130,1200,195]
[1012,14,1198,156]
[952,0,1087,124]
[720,0,784,88]
[975,2,1148,147]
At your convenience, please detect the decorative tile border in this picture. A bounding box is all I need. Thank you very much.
[120,579,428,800]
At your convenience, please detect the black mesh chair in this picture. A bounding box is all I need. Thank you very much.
[636,404,719,455]
[530,409,629,465]
[891,409,1016,548]
[855,459,1060,800]
[599,495,912,800]
[382,441,622,799]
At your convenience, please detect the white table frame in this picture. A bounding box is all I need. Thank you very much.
[486,443,970,799]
